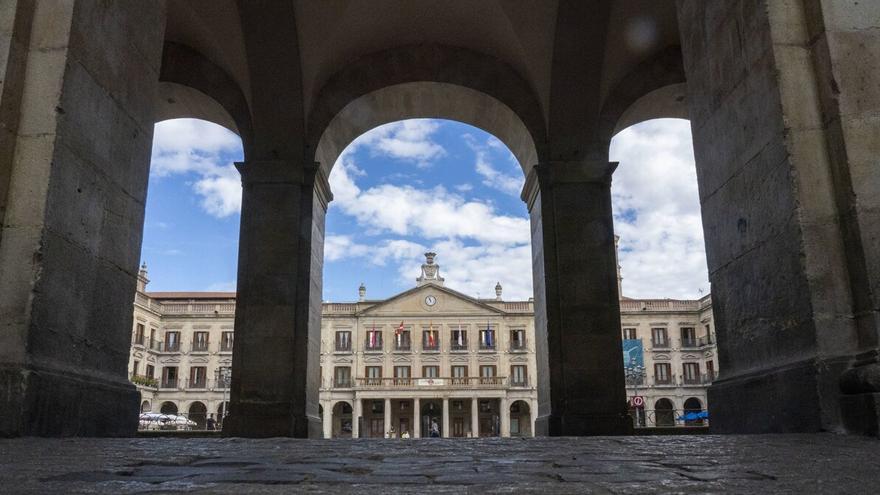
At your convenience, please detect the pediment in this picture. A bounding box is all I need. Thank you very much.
[449,355,470,363]
[510,355,529,363]
[420,354,440,363]
[392,355,412,363]
[359,284,504,317]
[363,355,384,364]
[653,354,670,361]
[681,354,700,360]
[160,357,181,364]
[477,355,498,363]
[189,357,210,364]
[334,356,353,364]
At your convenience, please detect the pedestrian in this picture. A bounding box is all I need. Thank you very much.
[206,414,216,431]
[430,419,440,437]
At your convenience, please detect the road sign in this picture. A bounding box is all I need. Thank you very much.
[631,396,644,407]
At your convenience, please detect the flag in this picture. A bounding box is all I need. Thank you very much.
[457,324,463,346]
[485,322,493,347]
[428,322,435,348]
[369,323,376,348]
[396,321,404,347]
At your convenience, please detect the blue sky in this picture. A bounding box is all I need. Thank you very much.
[142,118,709,301]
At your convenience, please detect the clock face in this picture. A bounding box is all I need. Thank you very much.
[425,295,437,306]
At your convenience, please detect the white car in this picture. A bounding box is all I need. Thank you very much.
[139,412,198,430]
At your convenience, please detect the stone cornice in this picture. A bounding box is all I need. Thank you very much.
[520,161,618,211]
[234,160,334,210]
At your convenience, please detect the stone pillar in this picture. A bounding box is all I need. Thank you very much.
[352,398,361,439]
[0,1,166,436]
[500,397,510,437]
[471,397,479,438]
[223,161,331,438]
[383,398,391,437]
[678,0,880,434]
[522,161,631,436]
[413,398,421,438]
[441,398,450,438]
[322,401,332,439]
[531,399,539,437]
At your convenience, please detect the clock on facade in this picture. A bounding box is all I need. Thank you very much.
[425,295,437,306]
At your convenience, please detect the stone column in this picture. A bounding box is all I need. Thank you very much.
[0,1,166,436]
[383,398,392,437]
[678,0,880,434]
[441,398,450,438]
[413,398,421,438]
[531,399,539,437]
[223,161,331,438]
[322,401,332,439]
[471,397,479,437]
[500,397,510,437]
[352,398,361,439]
[522,161,631,436]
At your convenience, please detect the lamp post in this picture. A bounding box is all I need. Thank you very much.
[215,367,231,423]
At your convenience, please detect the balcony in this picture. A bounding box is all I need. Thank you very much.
[133,335,145,346]
[450,342,468,352]
[364,343,383,352]
[510,378,529,387]
[191,341,209,353]
[697,335,715,347]
[395,343,412,352]
[651,376,677,387]
[130,374,158,388]
[354,376,508,389]
[422,343,439,352]
[186,378,208,389]
[334,342,351,353]
[148,338,162,351]
[161,342,181,353]
[509,342,527,352]
[334,379,353,388]
[651,339,670,350]
[220,342,234,352]
[160,378,179,389]
[478,344,496,351]
[680,337,699,349]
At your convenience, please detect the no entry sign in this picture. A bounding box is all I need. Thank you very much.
[631,396,645,407]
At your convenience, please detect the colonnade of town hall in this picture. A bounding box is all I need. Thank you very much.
[322,396,537,439]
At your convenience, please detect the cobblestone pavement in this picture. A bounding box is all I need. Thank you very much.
[0,434,878,494]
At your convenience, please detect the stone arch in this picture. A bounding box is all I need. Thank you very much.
[510,400,532,437]
[157,41,253,155]
[654,398,675,427]
[140,400,151,413]
[683,397,705,426]
[308,44,545,176]
[188,401,208,429]
[159,401,178,415]
[597,45,687,146]
[331,401,353,439]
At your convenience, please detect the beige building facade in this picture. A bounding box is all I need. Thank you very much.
[128,252,716,434]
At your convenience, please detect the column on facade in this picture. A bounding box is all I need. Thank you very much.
[413,398,421,438]
[352,398,361,438]
[441,398,450,438]
[0,1,166,436]
[471,397,479,437]
[500,397,510,437]
[523,161,630,436]
[384,398,392,437]
[223,160,330,438]
[322,401,332,438]
[678,1,880,434]
[531,399,539,437]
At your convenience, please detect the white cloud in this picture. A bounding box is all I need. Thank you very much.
[329,159,529,245]
[150,119,243,218]
[206,281,237,292]
[610,118,709,299]
[346,120,446,166]
[455,183,474,192]
[464,134,524,196]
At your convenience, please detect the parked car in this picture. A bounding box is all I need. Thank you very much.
[139,412,197,430]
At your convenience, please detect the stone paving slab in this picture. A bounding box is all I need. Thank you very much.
[0,434,878,493]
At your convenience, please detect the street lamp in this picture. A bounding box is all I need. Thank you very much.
[214,367,231,422]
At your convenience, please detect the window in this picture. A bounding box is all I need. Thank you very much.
[221,331,234,351]
[145,364,155,379]
[395,329,412,351]
[651,328,668,348]
[654,363,671,384]
[149,328,157,348]
[132,360,139,377]
[217,366,231,388]
[450,327,467,350]
[623,328,637,340]
[680,327,697,347]
[164,331,180,352]
[683,362,700,384]
[334,367,352,387]
[510,328,526,350]
[365,366,382,385]
[422,328,438,351]
[511,365,527,386]
[134,323,145,345]
[479,365,496,384]
[189,366,207,388]
[452,365,468,384]
[365,328,383,350]
[335,331,351,352]
[192,331,209,352]
[161,367,178,388]
[422,366,439,378]
[393,366,411,384]
[706,360,715,380]
[479,327,496,350]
